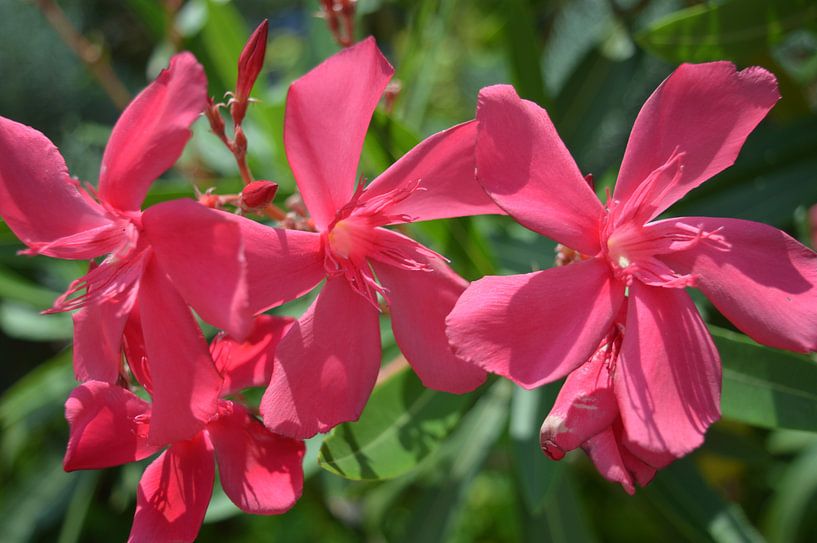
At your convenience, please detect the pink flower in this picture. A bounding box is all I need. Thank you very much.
[447,63,817,478]
[64,316,303,543]
[0,53,251,445]
[144,37,503,439]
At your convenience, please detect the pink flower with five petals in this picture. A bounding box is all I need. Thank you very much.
[64,316,303,543]
[447,63,817,478]
[144,37,504,439]
[0,53,252,445]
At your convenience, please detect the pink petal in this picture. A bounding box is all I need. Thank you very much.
[238,218,325,314]
[613,63,779,215]
[446,258,625,388]
[138,257,222,445]
[72,297,132,383]
[261,277,381,439]
[284,37,394,230]
[210,315,295,396]
[150,205,326,314]
[142,199,252,340]
[359,121,503,223]
[615,282,721,468]
[654,217,817,352]
[64,381,159,471]
[208,403,304,514]
[99,53,207,212]
[582,428,636,495]
[129,434,214,543]
[0,116,115,258]
[475,85,604,255]
[123,302,152,392]
[371,243,486,393]
[539,351,618,460]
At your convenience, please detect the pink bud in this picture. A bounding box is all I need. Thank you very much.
[241,180,278,210]
[233,19,269,125]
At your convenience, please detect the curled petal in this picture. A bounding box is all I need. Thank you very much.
[99,53,207,212]
[129,434,214,543]
[446,258,625,388]
[654,217,817,352]
[360,121,504,223]
[0,116,114,258]
[64,381,159,471]
[540,351,618,460]
[208,403,304,514]
[475,84,604,255]
[210,315,295,396]
[261,277,381,439]
[615,283,721,468]
[285,37,393,230]
[613,62,779,215]
[582,428,636,495]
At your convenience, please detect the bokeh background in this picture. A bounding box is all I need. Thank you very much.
[1,0,817,541]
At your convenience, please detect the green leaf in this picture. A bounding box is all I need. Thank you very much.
[499,0,549,107]
[763,442,817,542]
[199,0,248,92]
[400,380,511,543]
[318,366,473,480]
[644,457,764,543]
[636,0,817,65]
[0,265,60,308]
[712,326,817,432]
[0,302,73,342]
[510,385,563,513]
[530,469,598,543]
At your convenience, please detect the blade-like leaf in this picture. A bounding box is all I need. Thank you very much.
[636,0,817,65]
[713,326,817,432]
[644,457,764,543]
[318,365,473,480]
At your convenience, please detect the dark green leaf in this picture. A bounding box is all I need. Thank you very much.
[400,380,511,543]
[636,0,817,65]
[644,457,763,543]
[713,326,817,432]
[763,442,817,542]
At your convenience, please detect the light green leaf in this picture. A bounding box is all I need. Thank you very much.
[318,366,473,480]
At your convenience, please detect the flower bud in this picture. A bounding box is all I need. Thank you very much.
[233,19,269,125]
[241,180,279,210]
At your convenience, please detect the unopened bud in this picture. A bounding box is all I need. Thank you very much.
[233,19,269,125]
[241,180,279,210]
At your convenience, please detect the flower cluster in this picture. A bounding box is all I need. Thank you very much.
[1,16,816,541]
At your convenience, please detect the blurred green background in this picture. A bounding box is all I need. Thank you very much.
[1,0,817,541]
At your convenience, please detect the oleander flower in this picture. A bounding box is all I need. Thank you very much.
[447,63,817,476]
[144,37,504,439]
[0,53,251,444]
[64,315,303,543]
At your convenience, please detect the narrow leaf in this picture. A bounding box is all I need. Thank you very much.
[318,366,473,480]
